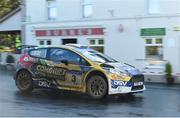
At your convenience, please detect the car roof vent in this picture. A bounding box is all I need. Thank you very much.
[65,44,88,48]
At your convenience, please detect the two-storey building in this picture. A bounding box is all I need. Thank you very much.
[21,0,180,81]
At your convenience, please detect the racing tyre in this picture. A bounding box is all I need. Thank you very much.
[87,75,108,100]
[16,70,33,93]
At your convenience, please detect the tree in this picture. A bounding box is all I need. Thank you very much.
[0,0,20,48]
[0,0,20,18]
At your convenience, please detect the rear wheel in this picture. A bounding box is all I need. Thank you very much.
[16,70,33,93]
[86,75,108,100]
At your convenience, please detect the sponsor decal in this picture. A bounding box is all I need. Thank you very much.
[22,55,37,63]
[111,80,132,88]
[68,70,82,75]
[36,65,66,76]
[110,74,124,80]
[32,64,67,80]
[133,82,143,86]
[19,54,37,69]
[35,80,57,89]
[38,81,51,88]
[109,74,131,81]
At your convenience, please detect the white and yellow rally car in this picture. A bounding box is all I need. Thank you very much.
[14,44,145,99]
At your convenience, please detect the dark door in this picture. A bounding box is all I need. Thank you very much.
[49,48,91,88]
[62,38,77,45]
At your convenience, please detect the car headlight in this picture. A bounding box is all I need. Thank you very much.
[100,63,129,77]
[120,71,129,77]
[109,68,129,77]
[109,68,120,75]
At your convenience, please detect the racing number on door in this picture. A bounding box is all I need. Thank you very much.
[65,71,82,86]
[71,75,77,84]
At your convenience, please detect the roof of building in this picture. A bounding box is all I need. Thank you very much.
[0,7,21,23]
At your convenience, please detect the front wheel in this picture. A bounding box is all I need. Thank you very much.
[86,75,108,100]
[15,70,33,93]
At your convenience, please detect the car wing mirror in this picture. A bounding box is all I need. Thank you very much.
[61,59,68,65]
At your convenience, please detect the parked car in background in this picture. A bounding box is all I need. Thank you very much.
[14,44,145,99]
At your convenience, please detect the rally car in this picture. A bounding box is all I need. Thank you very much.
[14,44,145,99]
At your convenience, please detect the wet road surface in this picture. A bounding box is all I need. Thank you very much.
[0,67,180,117]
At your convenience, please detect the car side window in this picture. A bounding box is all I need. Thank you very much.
[29,49,47,58]
[50,48,80,65]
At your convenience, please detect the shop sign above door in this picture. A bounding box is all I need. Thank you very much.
[141,28,166,36]
[36,28,104,37]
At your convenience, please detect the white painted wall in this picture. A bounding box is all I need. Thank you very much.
[93,0,146,18]
[25,0,46,22]
[0,11,21,31]
[24,0,180,22]
[160,0,180,14]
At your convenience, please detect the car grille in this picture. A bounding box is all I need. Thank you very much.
[130,75,144,83]
[131,85,144,91]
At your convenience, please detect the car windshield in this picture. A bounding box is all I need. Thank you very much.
[79,49,118,63]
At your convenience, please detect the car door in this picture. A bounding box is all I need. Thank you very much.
[49,48,91,88]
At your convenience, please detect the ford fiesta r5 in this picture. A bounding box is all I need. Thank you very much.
[14,44,145,100]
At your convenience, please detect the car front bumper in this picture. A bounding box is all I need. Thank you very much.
[108,77,146,95]
[108,85,146,95]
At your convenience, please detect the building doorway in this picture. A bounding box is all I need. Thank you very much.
[143,37,165,67]
[62,38,77,45]
[144,37,163,60]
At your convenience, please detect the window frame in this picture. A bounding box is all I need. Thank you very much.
[88,38,104,53]
[39,40,45,45]
[147,0,161,14]
[82,0,93,18]
[144,37,163,60]
[39,40,52,45]
[88,38,104,46]
[48,47,91,66]
[47,0,57,20]
[47,40,52,45]
[28,48,48,59]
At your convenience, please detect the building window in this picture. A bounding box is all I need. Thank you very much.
[39,41,44,45]
[89,39,95,45]
[147,0,160,14]
[39,40,51,45]
[47,0,57,20]
[88,38,104,53]
[83,0,93,18]
[47,40,51,45]
[98,40,104,45]
[156,38,162,44]
[145,38,163,60]
[145,39,152,44]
